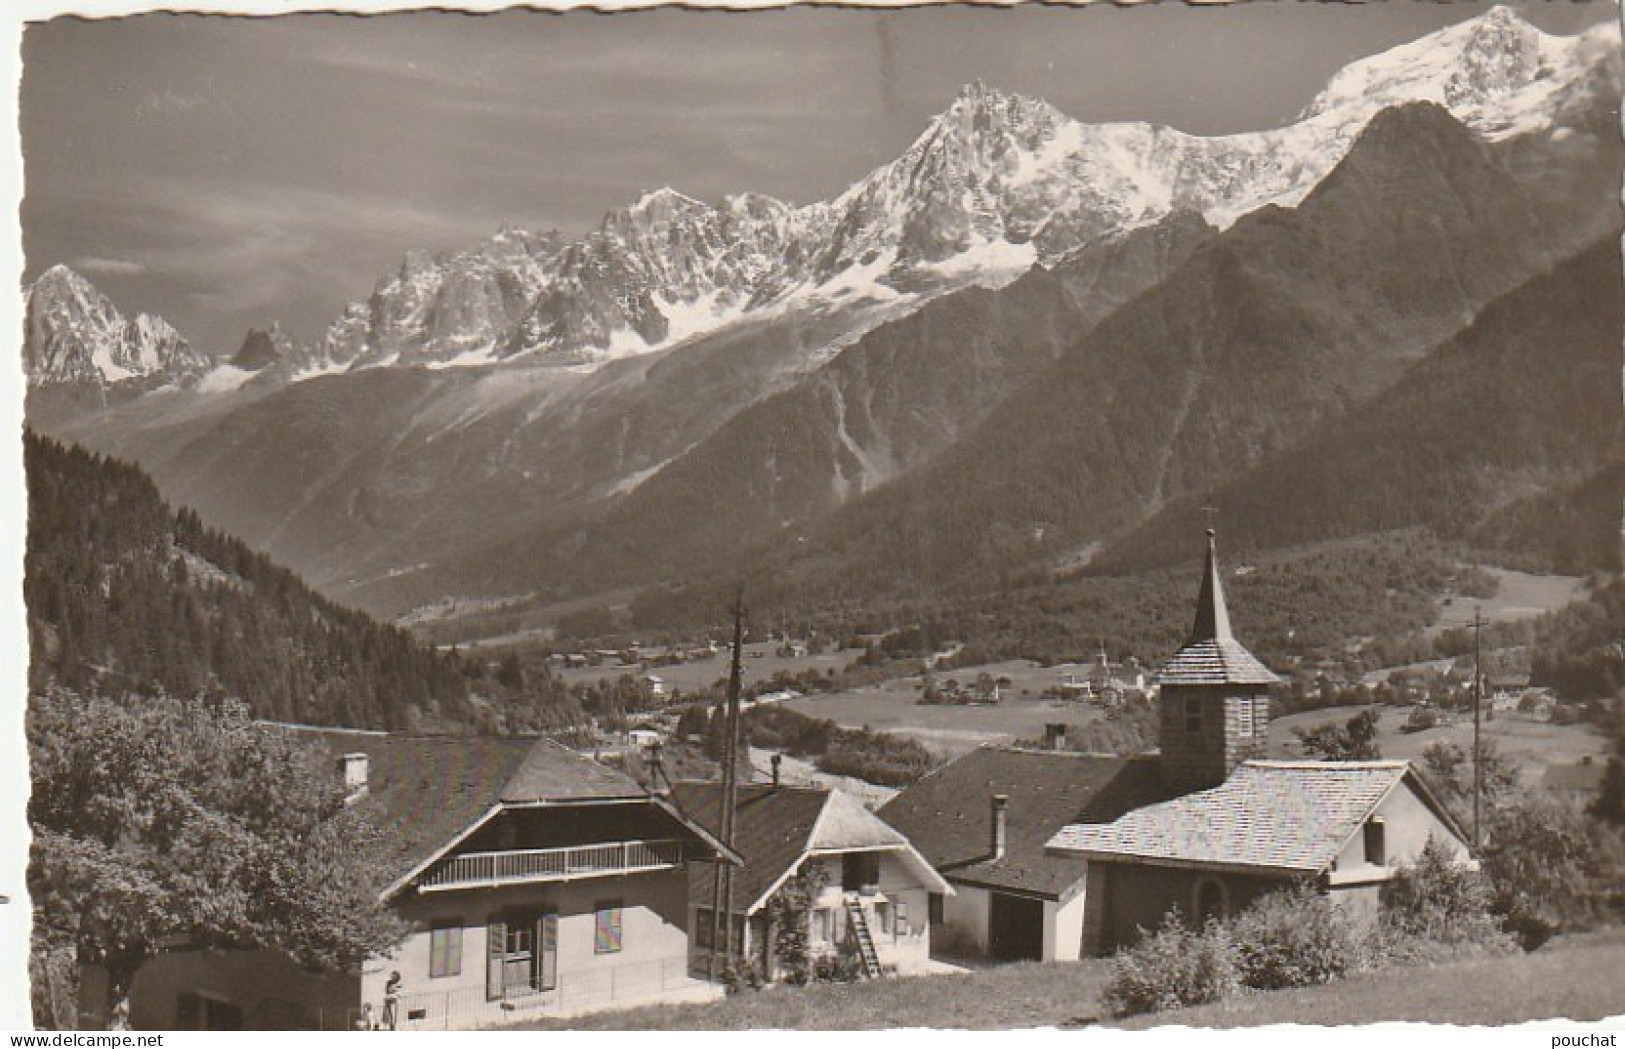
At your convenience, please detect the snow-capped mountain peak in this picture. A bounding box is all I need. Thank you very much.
[24,265,209,388]
[46,7,1613,386]
[1299,5,1619,138]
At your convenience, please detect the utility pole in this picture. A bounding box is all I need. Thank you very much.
[1472,606,1483,851]
[707,594,746,981]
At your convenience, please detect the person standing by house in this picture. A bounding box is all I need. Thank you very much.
[382,971,402,1031]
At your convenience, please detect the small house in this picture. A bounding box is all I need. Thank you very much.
[878,745,1164,962]
[670,780,951,980]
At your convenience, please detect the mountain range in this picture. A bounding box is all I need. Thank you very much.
[23,7,1625,638]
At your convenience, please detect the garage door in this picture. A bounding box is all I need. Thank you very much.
[988,891,1045,961]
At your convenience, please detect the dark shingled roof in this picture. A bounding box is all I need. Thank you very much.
[877,747,1167,899]
[1158,638,1281,686]
[289,730,645,885]
[499,737,648,803]
[671,782,831,913]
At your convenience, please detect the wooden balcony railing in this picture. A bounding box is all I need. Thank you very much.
[419,839,686,892]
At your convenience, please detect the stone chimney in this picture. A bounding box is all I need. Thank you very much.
[339,752,369,802]
[990,794,1009,861]
[771,753,782,788]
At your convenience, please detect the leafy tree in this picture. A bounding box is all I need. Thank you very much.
[495,652,526,690]
[1420,739,1520,828]
[27,687,409,1027]
[1589,754,1625,829]
[1480,794,1613,949]
[1294,709,1382,761]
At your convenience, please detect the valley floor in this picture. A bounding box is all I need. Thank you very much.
[513,930,1625,1031]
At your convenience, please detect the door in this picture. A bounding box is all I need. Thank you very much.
[988,892,1045,961]
[488,910,557,999]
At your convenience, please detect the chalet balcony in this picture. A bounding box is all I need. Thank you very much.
[419,839,687,892]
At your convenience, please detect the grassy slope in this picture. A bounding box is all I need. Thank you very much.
[1266,704,1609,787]
[521,932,1625,1031]
[1116,930,1625,1029]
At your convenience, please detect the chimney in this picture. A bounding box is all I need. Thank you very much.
[1043,723,1068,751]
[339,752,369,802]
[990,794,1009,861]
[771,753,782,789]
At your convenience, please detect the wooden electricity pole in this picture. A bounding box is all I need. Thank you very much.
[1472,606,1484,851]
[707,595,747,981]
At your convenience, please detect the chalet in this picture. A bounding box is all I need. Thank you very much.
[877,745,1165,962]
[670,780,951,980]
[1049,760,1471,954]
[107,734,738,1030]
[1045,530,1474,955]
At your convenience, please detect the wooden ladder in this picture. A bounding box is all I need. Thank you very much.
[844,897,883,979]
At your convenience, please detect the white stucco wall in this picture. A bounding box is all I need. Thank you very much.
[368,867,693,1028]
[1042,890,1087,963]
[1333,778,1471,883]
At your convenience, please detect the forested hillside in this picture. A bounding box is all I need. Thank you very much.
[24,431,581,733]
[1093,234,1624,575]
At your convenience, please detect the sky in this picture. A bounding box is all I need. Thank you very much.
[17,0,1620,353]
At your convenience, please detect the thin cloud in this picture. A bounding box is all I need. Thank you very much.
[71,256,147,277]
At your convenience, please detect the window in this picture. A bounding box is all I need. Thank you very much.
[842,852,881,892]
[895,900,909,937]
[694,907,714,950]
[1253,697,1270,737]
[1236,696,1254,737]
[594,901,624,954]
[1364,817,1387,866]
[429,923,463,979]
[1184,694,1203,733]
[875,901,892,935]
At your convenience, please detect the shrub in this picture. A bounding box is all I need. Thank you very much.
[1380,835,1514,955]
[721,959,765,995]
[1101,910,1239,1018]
[1229,882,1364,990]
[811,950,864,984]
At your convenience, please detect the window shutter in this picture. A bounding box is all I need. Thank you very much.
[430,924,463,979]
[537,912,558,991]
[485,918,506,1001]
[594,902,624,954]
[1365,817,1387,866]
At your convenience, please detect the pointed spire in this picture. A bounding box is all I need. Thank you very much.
[1188,529,1234,645]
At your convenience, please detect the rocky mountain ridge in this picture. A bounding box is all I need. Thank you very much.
[27,6,1615,390]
